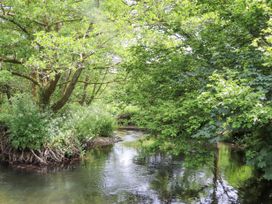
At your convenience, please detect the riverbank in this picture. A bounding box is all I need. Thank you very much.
[0,125,122,172]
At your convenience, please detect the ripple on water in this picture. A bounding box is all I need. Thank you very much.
[0,131,270,204]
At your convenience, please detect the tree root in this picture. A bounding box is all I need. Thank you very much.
[0,131,81,167]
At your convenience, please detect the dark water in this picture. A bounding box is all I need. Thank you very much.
[0,130,271,204]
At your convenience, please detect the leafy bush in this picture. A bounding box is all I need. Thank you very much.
[63,105,116,141]
[2,94,49,150]
[196,72,272,179]
[117,105,139,126]
[197,72,272,137]
[0,99,116,151]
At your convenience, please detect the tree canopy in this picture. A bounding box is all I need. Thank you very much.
[113,0,272,179]
[0,0,129,111]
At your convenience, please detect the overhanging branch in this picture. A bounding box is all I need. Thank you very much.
[0,56,23,64]
[0,15,30,36]
[11,71,40,87]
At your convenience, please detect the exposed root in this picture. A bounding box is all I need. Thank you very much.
[0,127,119,171]
[30,150,47,165]
[0,130,81,167]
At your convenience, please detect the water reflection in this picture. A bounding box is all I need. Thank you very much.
[0,131,270,204]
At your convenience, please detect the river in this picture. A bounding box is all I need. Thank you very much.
[0,130,271,204]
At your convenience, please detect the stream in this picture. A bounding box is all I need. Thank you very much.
[0,130,271,204]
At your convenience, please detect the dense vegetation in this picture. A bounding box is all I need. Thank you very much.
[0,0,119,164]
[0,0,272,180]
[114,0,272,179]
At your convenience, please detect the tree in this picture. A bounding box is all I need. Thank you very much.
[114,0,272,178]
[0,0,125,112]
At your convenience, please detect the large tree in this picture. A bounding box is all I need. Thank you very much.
[0,0,126,112]
[114,0,272,178]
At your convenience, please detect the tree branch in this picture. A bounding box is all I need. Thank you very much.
[57,79,123,87]
[40,73,61,106]
[53,18,83,25]
[0,15,30,36]
[0,56,23,64]
[51,67,83,112]
[11,71,40,87]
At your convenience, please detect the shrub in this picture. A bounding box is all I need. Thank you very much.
[117,105,139,126]
[0,98,116,153]
[63,105,116,141]
[3,94,49,150]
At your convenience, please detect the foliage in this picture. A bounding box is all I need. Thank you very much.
[0,0,128,112]
[197,72,272,138]
[0,97,116,154]
[0,0,124,163]
[46,104,116,151]
[70,105,116,140]
[1,94,49,150]
[113,0,272,179]
[244,126,272,180]
[117,105,139,126]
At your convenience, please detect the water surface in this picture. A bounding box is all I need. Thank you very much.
[0,130,271,204]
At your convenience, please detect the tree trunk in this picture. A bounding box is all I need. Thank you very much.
[31,70,37,98]
[51,68,83,112]
[79,76,89,106]
[40,73,61,108]
[95,0,100,7]
[4,85,12,104]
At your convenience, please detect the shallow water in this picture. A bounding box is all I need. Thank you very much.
[0,130,271,204]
